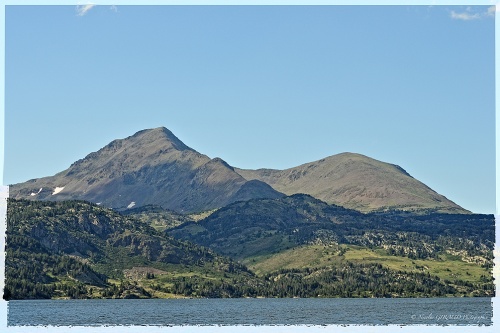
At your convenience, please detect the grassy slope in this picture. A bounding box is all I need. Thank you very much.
[236,153,468,213]
[167,194,494,297]
[244,244,490,284]
[127,208,218,232]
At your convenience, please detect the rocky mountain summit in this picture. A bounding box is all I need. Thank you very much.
[9,127,282,213]
[10,127,468,214]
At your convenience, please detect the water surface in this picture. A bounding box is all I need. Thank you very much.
[8,297,492,326]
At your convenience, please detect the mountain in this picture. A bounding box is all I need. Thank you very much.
[6,198,494,299]
[10,127,468,214]
[9,127,283,213]
[168,194,494,297]
[235,153,469,214]
[5,198,264,299]
[170,194,492,261]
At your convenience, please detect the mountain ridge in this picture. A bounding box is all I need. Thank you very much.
[235,152,468,214]
[170,193,492,262]
[10,127,469,214]
[9,127,283,213]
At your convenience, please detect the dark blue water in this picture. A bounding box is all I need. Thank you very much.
[7,297,492,326]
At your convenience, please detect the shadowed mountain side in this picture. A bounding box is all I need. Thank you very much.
[9,127,283,213]
[235,153,469,214]
[169,194,493,264]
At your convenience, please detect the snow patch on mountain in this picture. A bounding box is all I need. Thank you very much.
[30,188,43,196]
[52,187,65,195]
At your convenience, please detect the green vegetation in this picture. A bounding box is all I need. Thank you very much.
[5,196,495,300]
[4,199,257,300]
[260,263,462,298]
[244,244,493,297]
[171,194,494,265]
[122,205,217,232]
[170,194,494,297]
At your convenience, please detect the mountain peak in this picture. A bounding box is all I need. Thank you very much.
[236,152,469,214]
[10,126,284,213]
[128,127,193,152]
[10,127,468,214]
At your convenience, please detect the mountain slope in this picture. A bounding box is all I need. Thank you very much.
[236,153,468,213]
[170,194,492,262]
[5,198,265,299]
[9,127,283,213]
[169,194,494,297]
[10,127,468,214]
[6,198,494,299]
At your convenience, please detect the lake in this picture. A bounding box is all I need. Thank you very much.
[7,297,492,326]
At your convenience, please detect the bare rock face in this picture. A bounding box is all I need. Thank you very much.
[235,153,469,214]
[9,127,283,213]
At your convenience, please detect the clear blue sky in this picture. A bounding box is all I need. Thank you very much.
[3,4,495,214]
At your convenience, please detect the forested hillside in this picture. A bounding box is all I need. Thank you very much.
[5,197,494,300]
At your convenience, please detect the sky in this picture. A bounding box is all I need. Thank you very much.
[2,3,496,214]
[0,2,499,333]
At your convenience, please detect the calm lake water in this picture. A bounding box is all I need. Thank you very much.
[8,297,492,326]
